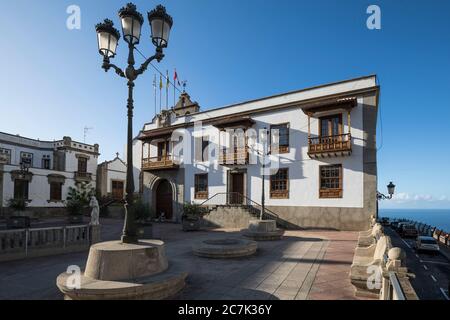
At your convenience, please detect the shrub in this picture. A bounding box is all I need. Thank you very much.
[66,182,95,216]
[182,202,204,221]
[132,197,154,222]
[7,198,28,212]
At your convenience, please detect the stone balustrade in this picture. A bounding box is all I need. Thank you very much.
[0,224,101,262]
[351,216,419,300]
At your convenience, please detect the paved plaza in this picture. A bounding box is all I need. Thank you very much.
[0,219,370,300]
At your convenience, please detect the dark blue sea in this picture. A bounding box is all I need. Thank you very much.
[379,209,450,232]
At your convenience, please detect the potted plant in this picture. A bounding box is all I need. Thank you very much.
[181,202,204,231]
[132,197,154,239]
[66,182,94,224]
[6,198,30,229]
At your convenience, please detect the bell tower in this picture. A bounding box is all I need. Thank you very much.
[173,92,200,116]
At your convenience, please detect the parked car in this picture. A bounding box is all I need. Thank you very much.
[416,236,440,253]
[394,221,407,232]
[399,224,418,238]
[390,221,400,231]
[380,217,390,226]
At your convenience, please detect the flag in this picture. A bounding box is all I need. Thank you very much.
[159,74,163,90]
[174,69,181,86]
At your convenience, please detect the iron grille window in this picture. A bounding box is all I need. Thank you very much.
[20,152,33,168]
[194,174,208,199]
[270,168,289,199]
[320,164,343,198]
[0,148,11,164]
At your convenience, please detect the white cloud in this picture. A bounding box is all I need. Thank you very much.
[393,192,410,201]
[384,192,450,209]
[413,194,433,201]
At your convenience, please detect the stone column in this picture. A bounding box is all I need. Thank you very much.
[90,225,102,245]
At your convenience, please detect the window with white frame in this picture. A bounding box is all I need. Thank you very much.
[0,148,11,164]
[20,152,33,168]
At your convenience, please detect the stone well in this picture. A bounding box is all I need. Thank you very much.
[192,238,257,259]
[56,240,187,300]
[242,220,284,241]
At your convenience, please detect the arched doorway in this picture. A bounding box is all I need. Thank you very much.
[156,179,173,220]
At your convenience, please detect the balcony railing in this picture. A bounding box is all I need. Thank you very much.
[142,155,179,171]
[74,172,92,182]
[219,147,249,165]
[308,133,352,158]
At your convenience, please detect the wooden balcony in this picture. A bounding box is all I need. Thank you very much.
[308,133,352,158]
[142,155,179,171]
[74,172,92,183]
[219,147,249,165]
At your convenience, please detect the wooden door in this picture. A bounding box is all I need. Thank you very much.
[230,173,244,204]
[111,180,124,200]
[156,180,173,220]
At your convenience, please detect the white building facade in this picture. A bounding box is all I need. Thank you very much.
[97,154,127,200]
[136,75,379,231]
[0,133,99,216]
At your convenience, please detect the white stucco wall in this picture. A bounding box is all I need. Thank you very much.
[105,158,127,194]
[181,100,364,208]
[0,134,99,208]
[1,165,86,207]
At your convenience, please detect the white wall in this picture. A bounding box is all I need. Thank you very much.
[0,143,54,168]
[0,135,99,208]
[180,100,364,208]
[105,159,126,194]
[2,165,81,207]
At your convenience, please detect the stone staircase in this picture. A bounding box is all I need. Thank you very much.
[200,205,259,229]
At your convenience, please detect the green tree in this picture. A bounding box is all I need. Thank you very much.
[66,182,95,216]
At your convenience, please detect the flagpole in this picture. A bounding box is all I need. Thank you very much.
[159,75,162,113]
[173,69,176,107]
[153,74,157,116]
[166,70,169,110]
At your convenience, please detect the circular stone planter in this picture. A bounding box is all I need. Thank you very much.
[56,240,187,300]
[192,238,257,259]
[242,220,284,241]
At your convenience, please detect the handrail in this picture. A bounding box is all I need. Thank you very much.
[308,133,351,143]
[142,155,175,162]
[199,192,279,220]
[388,271,406,300]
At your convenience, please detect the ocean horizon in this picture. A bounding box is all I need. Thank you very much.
[379,209,450,232]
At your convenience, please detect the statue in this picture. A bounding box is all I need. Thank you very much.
[89,196,100,226]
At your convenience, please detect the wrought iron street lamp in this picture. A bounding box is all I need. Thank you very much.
[95,3,173,244]
[377,182,396,200]
[376,181,396,220]
[261,127,270,220]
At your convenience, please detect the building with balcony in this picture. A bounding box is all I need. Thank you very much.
[136,75,379,230]
[0,133,99,216]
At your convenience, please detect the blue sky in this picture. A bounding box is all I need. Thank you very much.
[1,0,449,209]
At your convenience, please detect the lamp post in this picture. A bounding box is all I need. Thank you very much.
[95,3,173,244]
[261,127,270,220]
[376,181,396,219]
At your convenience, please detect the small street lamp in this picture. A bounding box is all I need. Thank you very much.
[376,181,396,220]
[18,161,30,180]
[377,181,396,200]
[95,3,173,244]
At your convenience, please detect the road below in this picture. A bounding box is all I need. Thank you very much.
[385,228,450,300]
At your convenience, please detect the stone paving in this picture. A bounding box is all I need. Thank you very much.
[0,219,372,300]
